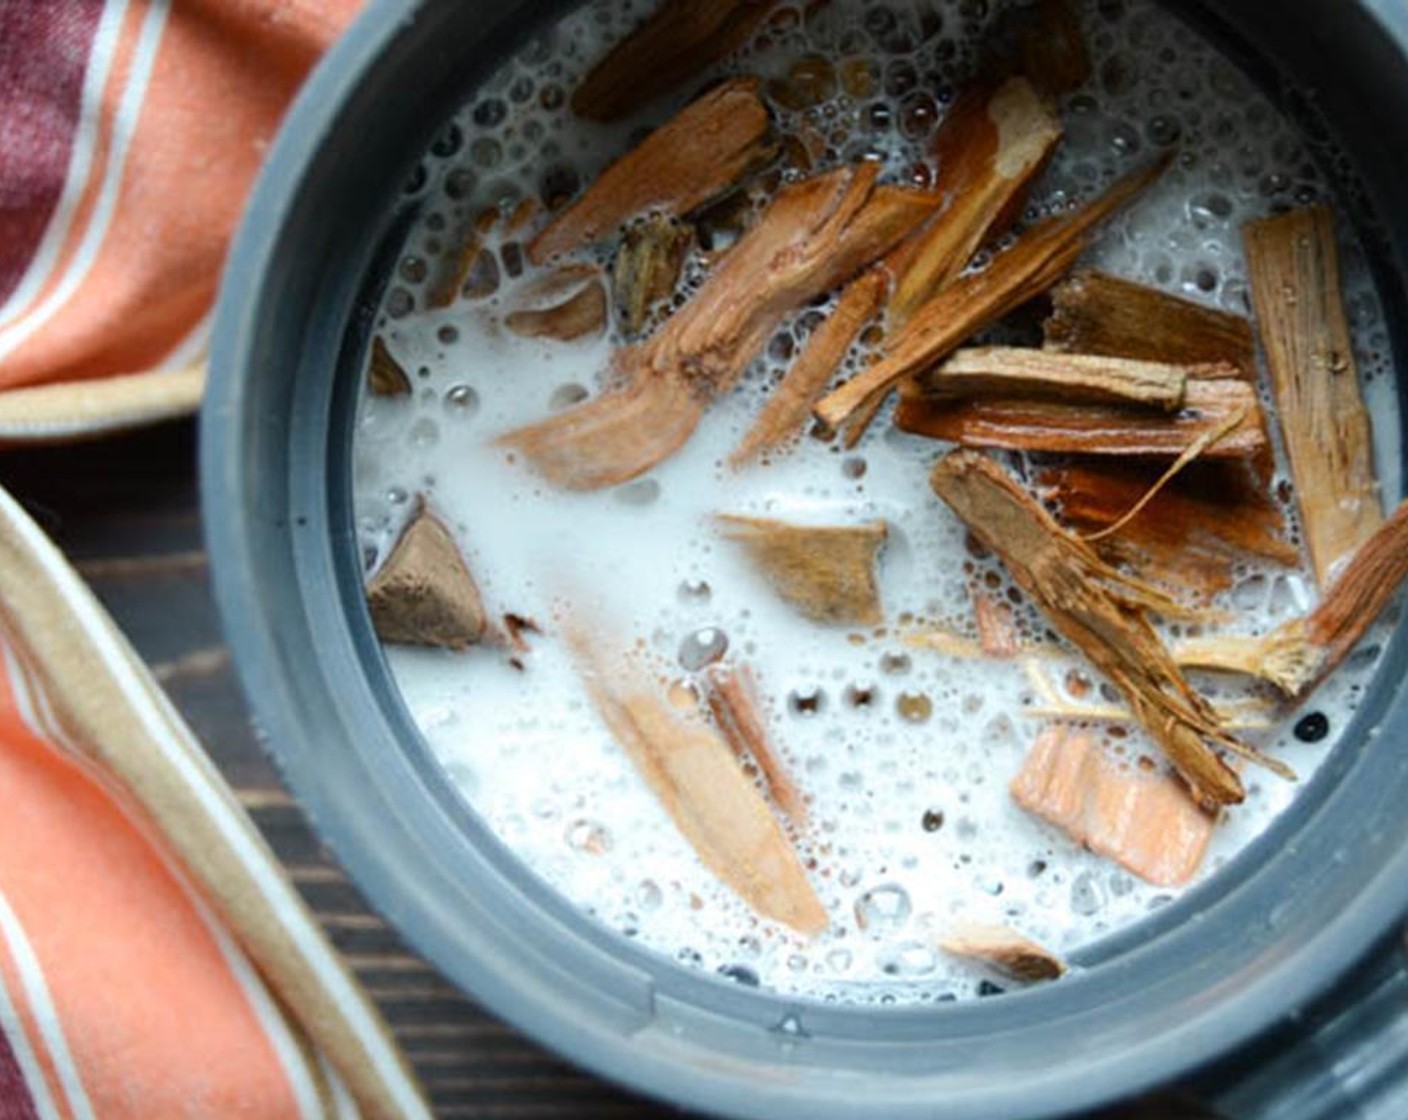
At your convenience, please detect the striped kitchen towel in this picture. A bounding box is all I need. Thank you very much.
[0,2,433,1117]
[0,483,431,1119]
[0,0,359,440]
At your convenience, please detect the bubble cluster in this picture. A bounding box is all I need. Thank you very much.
[350,0,1398,1004]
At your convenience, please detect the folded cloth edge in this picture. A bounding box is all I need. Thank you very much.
[0,484,432,1120]
[0,365,205,444]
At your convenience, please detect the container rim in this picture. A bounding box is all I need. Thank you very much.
[203,2,1408,1117]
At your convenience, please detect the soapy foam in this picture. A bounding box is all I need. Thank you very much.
[351,0,1400,1002]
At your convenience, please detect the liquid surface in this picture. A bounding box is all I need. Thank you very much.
[351,0,1399,1002]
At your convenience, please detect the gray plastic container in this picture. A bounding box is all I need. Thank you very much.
[203,2,1408,1117]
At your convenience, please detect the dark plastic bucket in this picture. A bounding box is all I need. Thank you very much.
[203,3,1408,1117]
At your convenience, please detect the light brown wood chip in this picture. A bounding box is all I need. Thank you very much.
[531,78,774,263]
[573,637,826,936]
[366,501,489,650]
[1244,205,1382,587]
[1010,726,1216,886]
[941,922,1067,982]
[502,164,941,489]
[717,514,887,626]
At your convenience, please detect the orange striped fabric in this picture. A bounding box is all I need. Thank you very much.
[0,5,435,1116]
[0,0,361,440]
[0,484,433,1119]
[0,652,318,1120]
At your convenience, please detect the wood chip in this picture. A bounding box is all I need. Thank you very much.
[506,280,608,341]
[940,922,1067,982]
[502,163,941,489]
[572,635,826,935]
[814,155,1170,432]
[774,76,1063,450]
[499,367,705,493]
[366,501,489,650]
[571,0,781,122]
[888,76,1063,324]
[531,78,775,263]
[706,664,809,826]
[1175,497,1408,697]
[898,376,1266,460]
[368,336,411,397]
[1010,726,1216,887]
[729,269,886,467]
[1245,205,1382,586]
[613,215,693,335]
[717,514,887,626]
[1039,462,1297,595]
[930,449,1290,807]
[924,346,1189,410]
[1044,269,1256,374]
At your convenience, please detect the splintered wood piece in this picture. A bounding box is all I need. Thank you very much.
[730,269,886,467]
[925,347,1188,410]
[717,514,887,626]
[888,77,1063,324]
[840,386,888,450]
[1022,660,1274,731]
[613,215,693,335]
[1045,270,1256,374]
[506,280,608,341]
[808,77,1062,448]
[1010,727,1216,886]
[1172,635,1300,691]
[503,163,941,489]
[368,336,411,397]
[902,627,1272,729]
[930,449,1282,808]
[571,0,780,122]
[1019,0,1092,97]
[940,922,1067,982]
[897,377,1266,460]
[814,154,1171,432]
[1245,205,1382,586]
[366,501,489,650]
[1176,497,1408,697]
[1039,462,1297,595]
[573,639,826,935]
[706,664,809,825]
[531,79,774,263]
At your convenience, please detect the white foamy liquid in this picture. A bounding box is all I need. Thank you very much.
[351,0,1401,1002]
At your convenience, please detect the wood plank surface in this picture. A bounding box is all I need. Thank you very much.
[0,419,1209,1119]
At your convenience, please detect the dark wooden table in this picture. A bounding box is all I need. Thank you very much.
[0,419,1203,1120]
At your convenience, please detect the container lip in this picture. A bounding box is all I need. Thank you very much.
[203,2,1408,1118]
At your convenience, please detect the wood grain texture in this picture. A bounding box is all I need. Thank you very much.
[0,420,1217,1119]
